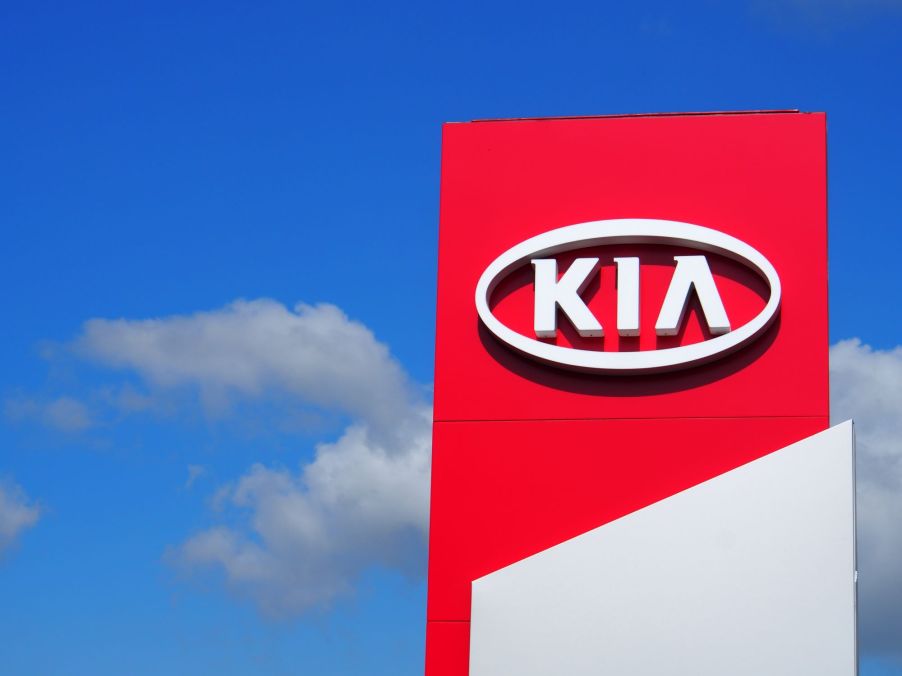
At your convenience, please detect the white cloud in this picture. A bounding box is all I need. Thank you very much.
[799,0,901,6]
[830,338,902,658]
[751,0,902,34]
[4,395,93,432]
[185,464,206,489]
[70,298,431,615]
[42,397,94,432]
[0,479,41,557]
[73,299,416,438]
[755,0,902,14]
[172,404,431,616]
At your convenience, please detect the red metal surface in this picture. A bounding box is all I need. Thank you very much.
[434,112,828,423]
[425,621,470,676]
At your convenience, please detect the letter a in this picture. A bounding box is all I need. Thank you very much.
[655,256,730,336]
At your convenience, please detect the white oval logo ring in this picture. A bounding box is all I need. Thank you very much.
[474,219,782,374]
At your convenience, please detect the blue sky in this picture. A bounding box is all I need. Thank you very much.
[1,1,901,674]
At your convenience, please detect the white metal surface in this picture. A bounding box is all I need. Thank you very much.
[655,255,731,336]
[532,257,602,338]
[614,256,640,337]
[474,219,781,373]
[469,422,857,676]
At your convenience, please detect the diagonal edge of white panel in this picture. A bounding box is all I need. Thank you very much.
[470,422,857,676]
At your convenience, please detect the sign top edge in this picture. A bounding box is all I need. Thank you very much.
[446,109,820,125]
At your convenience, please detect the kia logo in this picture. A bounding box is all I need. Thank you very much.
[475,219,781,373]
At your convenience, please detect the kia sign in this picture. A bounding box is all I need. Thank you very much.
[474,219,782,373]
[426,112,854,676]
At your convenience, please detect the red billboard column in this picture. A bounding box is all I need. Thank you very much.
[427,111,828,674]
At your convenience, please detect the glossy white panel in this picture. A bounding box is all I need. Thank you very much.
[470,423,857,676]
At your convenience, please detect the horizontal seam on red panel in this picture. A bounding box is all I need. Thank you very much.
[460,110,805,123]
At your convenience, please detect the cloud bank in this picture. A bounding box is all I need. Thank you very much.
[175,409,431,616]
[751,0,902,33]
[71,299,431,615]
[74,299,416,437]
[0,479,41,557]
[5,395,93,432]
[830,338,902,658]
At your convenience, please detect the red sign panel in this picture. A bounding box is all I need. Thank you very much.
[427,111,828,674]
